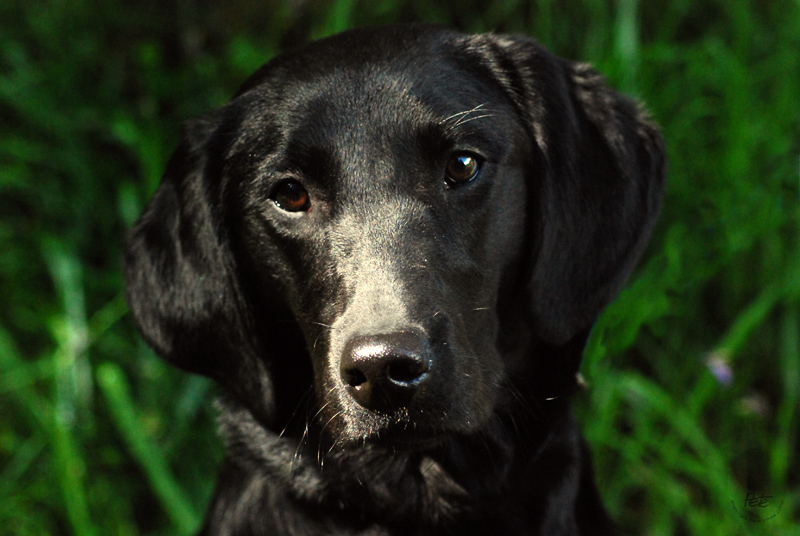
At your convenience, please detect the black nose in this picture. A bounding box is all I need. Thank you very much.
[340,331,431,412]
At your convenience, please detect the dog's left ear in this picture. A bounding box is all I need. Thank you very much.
[124,111,276,421]
[463,34,666,345]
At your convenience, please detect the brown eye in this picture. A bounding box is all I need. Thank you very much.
[271,179,310,212]
[445,154,481,186]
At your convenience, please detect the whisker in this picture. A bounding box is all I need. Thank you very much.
[452,113,498,128]
[311,321,338,330]
[279,385,315,438]
[317,411,341,468]
[440,104,501,132]
[311,322,337,348]
[290,423,310,470]
[439,103,486,124]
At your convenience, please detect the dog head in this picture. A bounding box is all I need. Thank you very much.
[125,24,665,449]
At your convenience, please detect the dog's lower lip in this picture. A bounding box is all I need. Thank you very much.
[338,413,449,450]
[345,428,447,451]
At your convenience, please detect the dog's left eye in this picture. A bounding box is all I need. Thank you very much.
[445,153,482,186]
[271,179,311,212]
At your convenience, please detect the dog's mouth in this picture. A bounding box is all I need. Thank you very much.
[329,419,459,457]
[338,419,451,452]
[318,373,499,453]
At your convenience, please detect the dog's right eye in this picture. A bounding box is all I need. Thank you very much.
[271,179,311,212]
[444,153,482,187]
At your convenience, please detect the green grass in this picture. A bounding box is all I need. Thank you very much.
[1,0,798,534]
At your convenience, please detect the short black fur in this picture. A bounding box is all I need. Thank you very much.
[125,23,665,535]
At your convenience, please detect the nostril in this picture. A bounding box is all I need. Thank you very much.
[386,356,429,385]
[343,367,367,388]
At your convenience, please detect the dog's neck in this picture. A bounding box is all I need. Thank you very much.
[208,390,581,533]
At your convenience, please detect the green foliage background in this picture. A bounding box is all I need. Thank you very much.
[1,0,798,534]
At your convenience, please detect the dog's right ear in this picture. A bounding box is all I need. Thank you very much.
[124,114,274,414]
[459,33,665,347]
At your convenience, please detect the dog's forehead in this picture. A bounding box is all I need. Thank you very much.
[278,60,502,137]
[236,29,514,139]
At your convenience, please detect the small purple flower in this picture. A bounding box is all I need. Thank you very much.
[706,352,734,386]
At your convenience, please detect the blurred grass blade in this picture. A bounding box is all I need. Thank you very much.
[52,414,96,536]
[617,372,739,509]
[771,308,799,486]
[0,435,46,499]
[314,0,357,38]
[0,356,54,394]
[715,284,781,359]
[715,247,800,361]
[97,362,199,534]
[86,293,129,347]
[43,238,93,425]
[532,0,553,45]
[42,238,99,535]
[614,0,640,91]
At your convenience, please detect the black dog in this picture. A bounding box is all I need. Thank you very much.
[125,23,665,535]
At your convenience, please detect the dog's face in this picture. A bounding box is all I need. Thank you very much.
[231,45,532,446]
[125,25,664,451]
